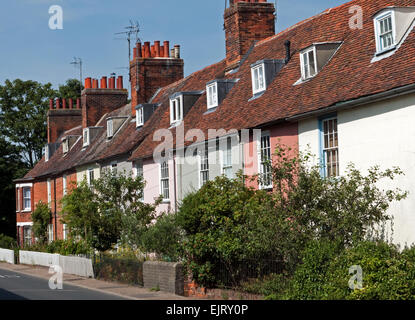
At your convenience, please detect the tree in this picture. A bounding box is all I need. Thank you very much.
[58,79,83,100]
[60,179,97,247]
[61,170,160,252]
[0,136,29,236]
[32,201,51,244]
[0,79,56,167]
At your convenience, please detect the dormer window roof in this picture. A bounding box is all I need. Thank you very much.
[297,42,342,84]
[250,60,286,98]
[169,91,202,126]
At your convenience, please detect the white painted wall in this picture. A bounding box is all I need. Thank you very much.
[299,93,415,246]
[0,248,14,264]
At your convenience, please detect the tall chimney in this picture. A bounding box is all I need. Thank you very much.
[224,0,275,68]
[130,40,184,116]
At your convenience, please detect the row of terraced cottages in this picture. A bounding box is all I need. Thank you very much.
[15,0,415,247]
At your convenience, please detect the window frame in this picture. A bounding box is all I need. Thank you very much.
[107,119,114,139]
[48,224,54,243]
[63,174,67,196]
[170,95,184,125]
[207,82,218,109]
[221,137,234,179]
[257,131,273,190]
[83,128,90,147]
[23,187,31,211]
[47,179,52,207]
[319,116,340,178]
[159,161,170,201]
[45,144,49,162]
[374,10,396,54]
[136,106,144,127]
[251,63,266,95]
[87,168,95,186]
[300,46,318,80]
[63,224,68,240]
[198,146,210,189]
[62,138,69,154]
[24,226,32,246]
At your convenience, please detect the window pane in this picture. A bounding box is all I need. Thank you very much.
[308,50,316,76]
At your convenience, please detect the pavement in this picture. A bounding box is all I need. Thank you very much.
[0,262,190,300]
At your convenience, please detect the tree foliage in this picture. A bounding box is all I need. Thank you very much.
[177,144,407,287]
[0,79,56,167]
[61,170,159,252]
[32,201,52,244]
[58,79,83,100]
[0,136,29,236]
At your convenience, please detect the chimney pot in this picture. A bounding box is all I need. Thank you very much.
[69,98,73,109]
[136,42,142,58]
[144,42,151,58]
[117,76,123,89]
[62,99,67,109]
[56,98,61,110]
[85,77,92,89]
[163,41,170,58]
[174,45,180,59]
[49,99,54,110]
[154,41,161,57]
[92,79,98,89]
[76,98,81,109]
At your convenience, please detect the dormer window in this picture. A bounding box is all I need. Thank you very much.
[83,128,90,147]
[136,106,144,127]
[107,119,113,139]
[170,95,183,125]
[374,11,396,53]
[207,82,218,109]
[300,46,317,80]
[44,145,49,162]
[251,63,266,94]
[62,139,69,154]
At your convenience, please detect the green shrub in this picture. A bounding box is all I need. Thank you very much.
[23,239,91,256]
[140,213,183,262]
[241,273,292,300]
[0,234,16,249]
[286,239,344,300]
[325,241,415,300]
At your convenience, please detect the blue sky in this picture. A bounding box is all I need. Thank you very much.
[0,0,347,89]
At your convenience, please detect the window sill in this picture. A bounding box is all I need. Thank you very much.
[22,209,32,213]
[375,45,397,56]
[161,200,171,204]
[248,91,265,102]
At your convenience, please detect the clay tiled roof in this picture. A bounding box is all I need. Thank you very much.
[130,0,415,160]
[24,0,415,178]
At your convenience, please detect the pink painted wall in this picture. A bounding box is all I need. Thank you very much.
[244,122,298,189]
[142,157,176,215]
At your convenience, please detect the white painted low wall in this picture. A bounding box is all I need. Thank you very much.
[0,248,15,264]
[19,251,94,278]
[59,255,94,278]
[19,251,59,267]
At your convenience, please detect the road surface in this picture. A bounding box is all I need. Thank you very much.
[0,266,126,300]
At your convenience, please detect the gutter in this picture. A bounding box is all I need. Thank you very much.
[286,83,415,121]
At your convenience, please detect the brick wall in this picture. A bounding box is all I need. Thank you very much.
[224,1,275,68]
[130,57,184,115]
[47,108,82,144]
[143,261,184,296]
[82,88,128,128]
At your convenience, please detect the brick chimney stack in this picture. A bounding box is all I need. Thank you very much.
[81,76,128,128]
[130,40,184,116]
[47,98,82,143]
[224,0,275,69]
